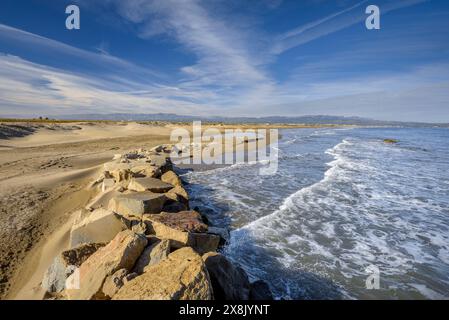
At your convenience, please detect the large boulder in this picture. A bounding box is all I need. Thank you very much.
[148,154,172,172]
[108,192,167,218]
[66,230,147,300]
[130,164,160,178]
[127,177,173,193]
[162,201,188,213]
[202,252,251,300]
[189,233,221,255]
[69,208,127,248]
[166,185,189,204]
[161,170,182,187]
[42,243,104,293]
[144,211,219,254]
[207,226,230,246]
[145,211,207,233]
[113,247,212,300]
[132,239,170,274]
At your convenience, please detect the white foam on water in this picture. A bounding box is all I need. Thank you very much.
[226,136,449,299]
[187,128,449,299]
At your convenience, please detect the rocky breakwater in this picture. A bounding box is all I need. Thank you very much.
[41,145,273,300]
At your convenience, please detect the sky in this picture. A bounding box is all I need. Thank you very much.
[0,0,448,122]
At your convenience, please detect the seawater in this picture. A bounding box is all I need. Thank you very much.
[182,127,449,299]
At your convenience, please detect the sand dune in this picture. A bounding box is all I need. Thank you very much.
[0,121,174,299]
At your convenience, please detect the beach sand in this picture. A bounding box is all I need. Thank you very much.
[0,122,175,299]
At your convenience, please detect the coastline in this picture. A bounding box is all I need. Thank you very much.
[0,120,290,300]
[7,144,273,300]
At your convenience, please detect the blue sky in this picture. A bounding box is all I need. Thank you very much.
[0,0,448,122]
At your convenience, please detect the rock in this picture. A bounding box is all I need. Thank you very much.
[144,211,208,234]
[161,170,182,187]
[127,177,173,193]
[207,227,230,244]
[133,239,170,274]
[101,178,115,192]
[189,233,220,255]
[249,280,273,300]
[150,145,163,153]
[202,252,251,300]
[88,172,108,189]
[383,139,399,144]
[108,192,167,218]
[113,247,212,300]
[162,201,188,213]
[124,152,143,160]
[110,168,131,182]
[102,269,128,298]
[66,230,147,300]
[131,222,147,235]
[85,189,123,211]
[124,272,138,283]
[130,164,160,178]
[69,208,127,248]
[144,211,219,254]
[149,154,172,172]
[167,185,189,204]
[42,243,104,293]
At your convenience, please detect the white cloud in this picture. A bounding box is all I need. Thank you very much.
[0,54,212,116]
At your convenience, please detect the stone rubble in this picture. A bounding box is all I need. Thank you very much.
[41,146,273,300]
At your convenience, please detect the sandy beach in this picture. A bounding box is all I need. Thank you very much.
[0,121,175,299]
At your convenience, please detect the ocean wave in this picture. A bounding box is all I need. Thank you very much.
[238,139,351,231]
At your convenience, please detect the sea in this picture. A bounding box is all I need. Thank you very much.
[181,127,449,299]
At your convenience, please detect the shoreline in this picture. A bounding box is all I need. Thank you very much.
[0,121,377,300]
[0,121,282,300]
[8,144,273,300]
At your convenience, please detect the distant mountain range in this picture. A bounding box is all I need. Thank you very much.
[49,113,448,127]
[1,113,448,127]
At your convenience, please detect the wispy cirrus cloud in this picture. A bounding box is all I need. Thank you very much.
[0,54,216,116]
[272,0,429,54]
[0,23,164,86]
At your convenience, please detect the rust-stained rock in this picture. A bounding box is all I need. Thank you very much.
[144,211,219,254]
